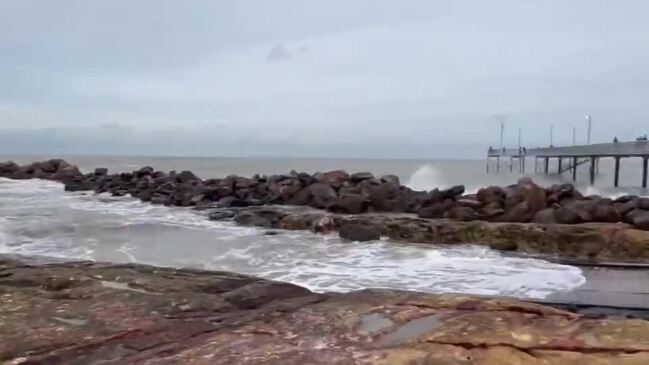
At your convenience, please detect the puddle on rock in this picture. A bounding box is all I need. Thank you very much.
[358,313,394,334]
[51,316,88,326]
[100,280,156,294]
[376,312,449,346]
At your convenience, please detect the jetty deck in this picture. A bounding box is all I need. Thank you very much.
[487,140,649,187]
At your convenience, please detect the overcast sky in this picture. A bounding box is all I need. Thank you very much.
[1,0,648,158]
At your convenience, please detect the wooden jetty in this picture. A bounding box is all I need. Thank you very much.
[487,140,649,187]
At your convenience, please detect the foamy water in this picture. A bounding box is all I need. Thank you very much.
[0,177,586,298]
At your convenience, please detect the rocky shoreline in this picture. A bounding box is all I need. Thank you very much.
[2,255,649,364]
[2,159,649,261]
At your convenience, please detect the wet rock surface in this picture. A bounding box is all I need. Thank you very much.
[4,159,649,232]
[206,205,649,262]
[2,256,649,364]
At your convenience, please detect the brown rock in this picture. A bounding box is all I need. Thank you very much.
[500,201,532,223]
[615,199,638,215]
[476,186,506,204]
[418,200,454,219]
[350,172,374,183]
[441,185,465,200]
[318,170,349,188]
[380,174,400,185]
[287,187,311,206]
[308,183,338,208]
[531,208,557,224]
[455,199,483,209]
[638,198,649,210]
[447,206,479,222]
[338,223,381,242]
[633,211,649,230]
[555,206,583,224]
[328,194,369,214]
[481,202,505,218]
[592,204,623,223]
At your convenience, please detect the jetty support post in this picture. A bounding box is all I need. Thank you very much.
[557,157,562,174]
[589,156,596,185]
[544,157,549,174]
[572,156,578,181]
[614,157,621,188]
[643,157,648,189]
[496,156,500,173]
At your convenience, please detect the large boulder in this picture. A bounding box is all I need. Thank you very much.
[531,208,558,224]
[50,165,82,181]
[338,223,381,242]
[555,206,583,224]
[625,209,645,224]
[615,199,638,216]
[499,201,532,223]
[367,183,399,211]
[175,170,201,184]
[447,206,479,222]
[94,168,109,176]
[546,183,577,204]
[440,185,465,200]
[638,198,649,210]
[481,202,505,219]
[632,211,649,230]
[421,189,444,207]
[278,179,303,201]
[476,186,505,205]
[316,170,349,188]
[592,204,623,223]
[234,209,285,228]
[328,194,369,214]
[287,187,311,206]
[380,174,400,185]
[308,183,338,208]
[136,166,154,178]
[0,161,20,174]
[418,200,454,219]
[516,178,547,214]
[350,172,374,183]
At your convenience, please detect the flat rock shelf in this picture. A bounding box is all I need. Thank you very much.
[2,256,649,365]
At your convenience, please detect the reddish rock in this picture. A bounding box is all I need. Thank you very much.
[500,201,532,223]
[317,170,349,188]
[476,186,506,204]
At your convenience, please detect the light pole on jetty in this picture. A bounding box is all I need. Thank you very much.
[586,115,592,144]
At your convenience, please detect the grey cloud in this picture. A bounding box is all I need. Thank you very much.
[267,44,292,63]
[1,0,649,158]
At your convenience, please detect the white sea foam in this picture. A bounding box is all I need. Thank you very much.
[0,177,586,299]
